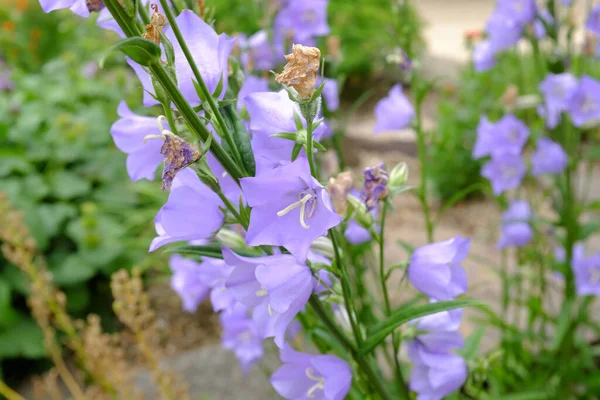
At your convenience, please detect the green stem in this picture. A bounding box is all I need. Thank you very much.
[308,296,392,400]
[163,104,179,135]
[157,0,246,172]
[306,117,317,177]
[215,190,249,230]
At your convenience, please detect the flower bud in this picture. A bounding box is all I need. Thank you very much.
[326,171,354,217]
[389,162,409,191]
[216,229,246,250]
[310,236,335,259]
[347,194,374,229]
[275,44,321,100]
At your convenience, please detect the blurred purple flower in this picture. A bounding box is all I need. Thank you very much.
[319,77,340,112]
[110,101,163,182]
[374,84,415,134]
[169,254,210,313]
[531,138,568,176]
[238,76,270,112]
[586,5,600,36]
[197,257,236,312]
[241,30,281,71]
[274,0,330,45]
[270,344,352,400]
[363,163,389,209]
[473,40,496,72]
[38,0,90,17]
[407,344,468,400]
[539,72,577,129]
[472,116,496,159]
[0,65,14,91]
[481,152,526,195]
[150,169,224,251]
[498,200,533,249]
[220,303,264,373]
[486,9,522,51]
[498,0,537,25]
[494,114,529,154]
[408,236,470,300]
[410,307,464,354]
[568,75,600,127]
[571,246,600,296]
[246,90,328,173]
[240,157,341,261]
[224,249,313,347]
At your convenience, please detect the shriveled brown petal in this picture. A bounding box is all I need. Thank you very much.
[326,171,354,216]
[160,135,201,191]
[275,44,321,99]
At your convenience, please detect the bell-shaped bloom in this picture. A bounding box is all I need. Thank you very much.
[407,345,468,400]
[270,344,352,400]
[410,307,465,354]
[363,163,389,209]
[169,254,210,313]
[408,236,470,301]
[486,8,522,51]
[246,90,328,173]
[472,116,496,159]
[224,249,313,347]
[38,0,90,17]
[539,73,577,129]
[498,200,533,249]
[493,114,529,154]
[568,245,600,296]
[498,0,537,25]
[568,75,600,127]
[240,30,281,71]
[128,10,235,107]
[220,303,264,373]
[110,101,164,181]
[240,157,342,261]
[374,84,415,134]
[274,0,330,45]
[473,40,496,72]
[531,138,568,176]
[481,152,526,195]
[197,257,236,312]
[586,5,600,36]
[237,76,270,112]
[150,169,224,251]
[319,78,340,112]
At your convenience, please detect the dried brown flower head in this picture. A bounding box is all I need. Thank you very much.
[160,133,201,191]
[275,44,321,99]
[143,4,168,44]
[326,171,354,216]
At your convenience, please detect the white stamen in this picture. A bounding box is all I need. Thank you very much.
[256,287,268,297]
[222,171,228,178]
[277,193,314,229]
[268,303,276,317]
[143,134,165,144]
[157,115,168,132]
[305,367,325,398]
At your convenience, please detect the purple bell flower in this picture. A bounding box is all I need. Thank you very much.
[408,236,470,301]
[240,157,342,261]
[197,257,236,312]
[568,75,600,127]
[270,344,352,400]
[128,10,235,107]
[539,73,577,129]
[472,115,496,159]
[407,345,468,400]
[246,90,328,174]
[531,138,568,176]
[206,153,245,205]
[498,200,533,249]
[223,249,314,347]
[410,307,465,354]
[493,114,529,154]
[240,30,281,71]
[486,8,522,51]
[498,0,537,25]
[473,40,496,72]
[220,302,264,373]
[38,0,90,17]
[150,169,224,251]
[481,152,526,195]
[237,75,270,112]
[586,5,600,36]
[374,84,415,134]
[318,77,340,112]
[274,0,330,45]
[169,254,210,313]
[110,101,164,182]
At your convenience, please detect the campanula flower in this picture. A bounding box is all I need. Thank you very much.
[197,257,236,312]
[486,9,522,51]
[493,114,529,154]
[223,249,313,347]
[568,75,600,127]
[274,0,330,45]
[498,0,537,25]
[344,217,373,245]
[319,77,340,112]
[363,163,389,210]
[586,5,600,36]
[245,90,328,173]
[531,138,568,176]
[374,84,415,134]
[127,10,235,107]
[237,76,270,113]
[206,153,245,205]
[408,236,470,301]
[110,101,163,182]
[240,30,280,71]
[150,169,224,251]
[562,244,600,295]
[539,73,577,128]
[410,307,465,354]
[169,254,210,313]
[481,152,526,195]
[220,303,264,373]
[270,344,352,400]
[240,157,342,261]
[407,345,468,400]
[38,0,92,17]
[473,40,496,72]
[472,116,496,159]
[498,200,533,249]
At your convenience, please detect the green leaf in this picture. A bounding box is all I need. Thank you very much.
[64,284,91,313]
[50,255,96,286]
[103,37,161,67]
[360,299,486,355]
[0,316,45,358]
[491,392,552,400]
[218,104,256,176]
[579,221,600,241]
[458,326,484,360]
[48,171,91,199]
[291,142,303,161]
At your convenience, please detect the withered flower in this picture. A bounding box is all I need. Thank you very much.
[363,163,389,210]
[326,171,354,216]
[142,4,167,44]
[275,44,321,99]
[160,133,201,191]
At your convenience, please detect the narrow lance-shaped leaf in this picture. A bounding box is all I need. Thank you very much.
[219,104,256,176]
